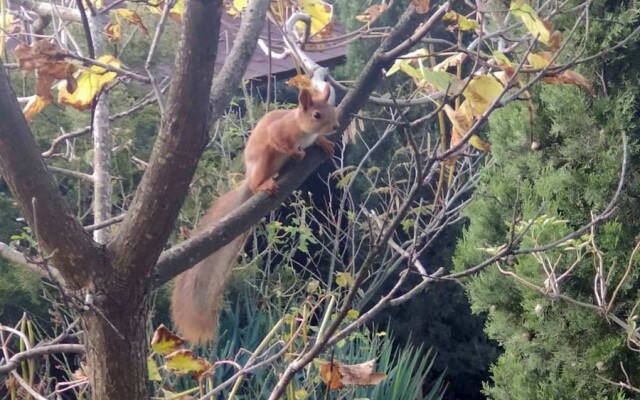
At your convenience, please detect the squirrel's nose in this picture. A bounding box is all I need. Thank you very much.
[333,124,339,130]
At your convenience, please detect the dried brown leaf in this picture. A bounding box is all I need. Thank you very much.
[355,3,388,23]
[105,21,122,43]
[319,359,387,390]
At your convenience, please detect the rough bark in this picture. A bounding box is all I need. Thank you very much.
[83,279,150,400]
[107,0,224,279]
[92,90,112,244]
[208,0,270,120]
[1,0,271,396]
[0,62,100,288]
[91,12,113,244]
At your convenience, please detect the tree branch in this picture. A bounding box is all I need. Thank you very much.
[150,1,451,288]
[0,63,100,288]
[0,242,59,280]
[208,0,271,121]
[9,0,81,23]
[47,166,94,183]
[108,0,270,279]
[0,343,85,375]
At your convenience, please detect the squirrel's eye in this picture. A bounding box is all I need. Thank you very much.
[313,111,321,119]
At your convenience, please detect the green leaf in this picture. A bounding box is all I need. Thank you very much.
[421,70,463,94]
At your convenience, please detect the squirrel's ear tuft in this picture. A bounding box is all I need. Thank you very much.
[299,89,313,111]
[322,84,331,102]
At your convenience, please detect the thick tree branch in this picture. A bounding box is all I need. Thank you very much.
[107,0,224,275]
[108,0,269,279]
[0,242,59,280]
[0,63,100,288]
[9,0,81,23]
[151,2,450,287]
[208,0,271,120]
[152,152,323,286]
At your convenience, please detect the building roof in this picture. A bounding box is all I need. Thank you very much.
[215,12,347,81]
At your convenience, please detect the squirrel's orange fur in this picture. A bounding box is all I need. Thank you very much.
[171,85,339,344]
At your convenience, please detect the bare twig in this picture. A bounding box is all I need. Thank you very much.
[47,166,94,182]
[0,343,85,374]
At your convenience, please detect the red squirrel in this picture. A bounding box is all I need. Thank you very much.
[171,84,339,344]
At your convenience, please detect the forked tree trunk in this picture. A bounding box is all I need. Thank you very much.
[82,276,150,399]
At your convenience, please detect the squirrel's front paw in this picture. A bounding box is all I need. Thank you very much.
[259,179,279,196]
[291,149,306,161]
[315,137,335,158]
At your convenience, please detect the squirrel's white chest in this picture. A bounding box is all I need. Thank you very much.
[297,133,318,149]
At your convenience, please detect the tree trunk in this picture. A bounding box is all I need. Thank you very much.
[83,277,150,399]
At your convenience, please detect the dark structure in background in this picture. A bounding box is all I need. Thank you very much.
[216,12,347,80]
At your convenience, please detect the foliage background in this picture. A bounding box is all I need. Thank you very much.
[1,0,639,398]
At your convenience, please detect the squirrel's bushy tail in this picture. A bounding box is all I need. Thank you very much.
[171,182,253,344]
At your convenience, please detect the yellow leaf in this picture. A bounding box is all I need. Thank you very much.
[0,13,13,57]
[22,95,51,122]
[113,9,149,35]
[443,11,479,31]
[463,74,504,117]
[444,103,491,154]
[0,13,14,31]
[306,279,319,294]
[226,0,248,17]
[469,135,491,152]
[527,52,551,69]
[492,51,512,68]
[492,51,515,83]
[150,324,185,355]
[147,356,161,381]
[160,389,196,400]
[399,62,424,81]
[386,48,428,77]
[299,0,333,38]
[167,0,185,23]
[527,53,593,95]
[450,125,463,150]
[346,309,360,320]
[433,53,466,71]
[58,55,121,110]
[165,349,211,378]
[510,1,554,47]
[0,11,15,35]
[335,271,354,288]
[444,103,472,136]
[147,0,184,23]
[492,71,511,86]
